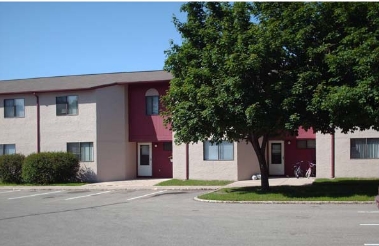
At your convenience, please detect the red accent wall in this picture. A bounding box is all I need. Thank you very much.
[129,82,172,142]
[270,127,316,176]
[152,142,173,178]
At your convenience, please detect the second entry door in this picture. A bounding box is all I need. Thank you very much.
[138,143,152,176]
[269,141,285,175]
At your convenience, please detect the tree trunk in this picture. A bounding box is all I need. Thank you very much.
[249,133,270,192]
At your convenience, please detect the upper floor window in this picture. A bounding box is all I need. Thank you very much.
[351,138,379,159]
[145,88,159,115]
[297,139,316,149]
[4,99,25,118]
[67,142,93,162]
[204,141,234,161]
[0,144,16,156]
[56,96,78,116]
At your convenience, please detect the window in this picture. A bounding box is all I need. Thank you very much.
[297,139,316,149]
[163,142,172,151]
[145,88,159,115]
[4,99,24,118]
[204,141,234,161]
[0,144,16,156]
[56,96,78,115]
[67,142,93,162]
[351,138,379,159]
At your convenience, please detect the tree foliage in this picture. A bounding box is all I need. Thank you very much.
[163,2,379,191]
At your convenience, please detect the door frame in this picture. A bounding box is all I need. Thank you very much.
[137,142,152,177]
[268,140,285,175]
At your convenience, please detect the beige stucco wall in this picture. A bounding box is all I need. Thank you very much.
[317,129,379,178]
[173,141,238,181]
[189,142,238,180]
[172,140,262,181]
[236,141,261,180]
[0,94,38,155]
[316,132,332,178]
[39,91,98,179]
[335,129,379,177]
[1,87,136,182]
[172,142,187,180]
[95,85,136,182]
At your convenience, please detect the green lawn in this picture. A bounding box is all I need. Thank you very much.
[199,178,379,202]
[156,179,233,186]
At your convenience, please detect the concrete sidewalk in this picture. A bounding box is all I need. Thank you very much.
[0,177,315,191]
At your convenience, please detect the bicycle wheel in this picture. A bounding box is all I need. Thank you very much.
[305,168,311,178]
[294,168,300,178]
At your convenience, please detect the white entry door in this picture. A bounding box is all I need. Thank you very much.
[269,141,285,175]
[138,143,152,177]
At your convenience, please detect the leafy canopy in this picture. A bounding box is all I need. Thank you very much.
[164,2,291,144]
[163,2,379,146]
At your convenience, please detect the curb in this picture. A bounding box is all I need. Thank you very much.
[194,196,375,204]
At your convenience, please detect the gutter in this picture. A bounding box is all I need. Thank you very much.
[331,133,335,178]
[186,143,189,180]
[33,93,40,153]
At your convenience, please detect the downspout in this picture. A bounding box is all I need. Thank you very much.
[33,93,40,153]
[331,133,335,178]
[186,143,189,180]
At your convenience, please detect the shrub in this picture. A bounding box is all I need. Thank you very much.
[22,152,79,184]
[0,154,25,183]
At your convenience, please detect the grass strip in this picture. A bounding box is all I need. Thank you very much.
[156,179,233,186]
[199,178,379,202]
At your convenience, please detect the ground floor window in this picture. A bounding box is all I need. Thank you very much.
[297,139,316,149]
[351,138,379,159]
[0,144,16,156]
[203,141,234,161]
[163,142,172,151]
[67,142,94,162]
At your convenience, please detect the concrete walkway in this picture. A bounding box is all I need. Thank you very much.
[0,177,315,191]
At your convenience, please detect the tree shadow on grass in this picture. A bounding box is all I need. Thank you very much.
[228,179,379,200]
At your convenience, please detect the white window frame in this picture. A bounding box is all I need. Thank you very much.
[145,88,159,115]
[56,96,78,116]
[203,141,234,161]
[350,138,379,159]
[4,99,25,118]
[0,144,16,156]
[67,142,93,162]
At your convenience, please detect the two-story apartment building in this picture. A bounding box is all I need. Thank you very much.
[0,71,173,182]
[0,70,378,181]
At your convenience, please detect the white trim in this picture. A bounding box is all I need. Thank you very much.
[138,142,152,176]
[268,140,285,175]
[145,88,159,96]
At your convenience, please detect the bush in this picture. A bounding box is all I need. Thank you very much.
[22,152,79,184]
[0,154,25,183]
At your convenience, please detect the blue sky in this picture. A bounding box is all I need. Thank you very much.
[0,2,185,80]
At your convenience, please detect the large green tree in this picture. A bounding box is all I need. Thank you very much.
[163,2,379,191]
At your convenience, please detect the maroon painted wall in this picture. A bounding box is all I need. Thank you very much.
[270,127,316,176]
[129,82,172,142]
[152,142,173,178]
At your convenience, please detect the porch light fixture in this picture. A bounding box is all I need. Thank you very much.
[287,140,291,145]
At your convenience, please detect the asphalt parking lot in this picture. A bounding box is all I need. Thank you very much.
[0,189,378,246]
